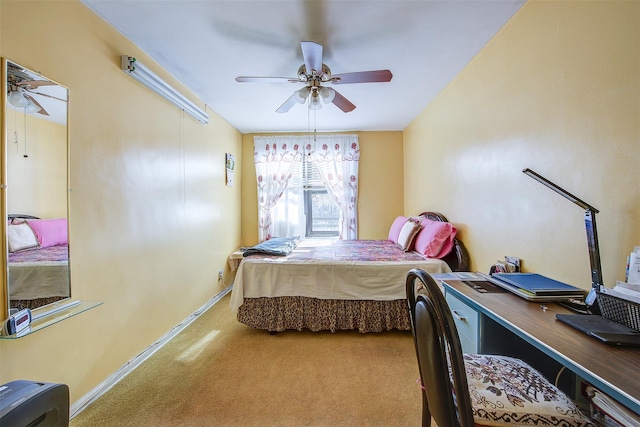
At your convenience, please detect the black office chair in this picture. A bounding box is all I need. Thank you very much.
[406,269,594,427]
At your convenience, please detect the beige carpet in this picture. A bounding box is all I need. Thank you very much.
[71,294,423,426]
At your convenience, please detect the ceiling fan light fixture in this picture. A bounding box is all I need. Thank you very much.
[295,87,309,104]
[309,93,322,110]
[24,100,40,114]
[8,90,29,108]
[319,87,335,104]
[235,41,392,114]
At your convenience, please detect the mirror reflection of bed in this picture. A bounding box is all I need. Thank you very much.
[7,215,70,310]
[3,59,70,314]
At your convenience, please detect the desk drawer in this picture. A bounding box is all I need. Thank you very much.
[445,292,479,352]
[457,331,478,354]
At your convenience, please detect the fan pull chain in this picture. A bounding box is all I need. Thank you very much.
[307,96,317,142]
[13,107,19,154]
[313,108,317,142]
[307,99,312,145]
[23,107,28,158]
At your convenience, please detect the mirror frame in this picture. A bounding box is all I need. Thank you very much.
[1,57,71,319]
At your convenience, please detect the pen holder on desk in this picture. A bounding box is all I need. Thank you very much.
[596,292,640,331]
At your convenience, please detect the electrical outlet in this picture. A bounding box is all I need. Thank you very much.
[218,270,223,281]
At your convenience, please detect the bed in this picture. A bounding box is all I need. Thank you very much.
[231,212,469,333]
[7,215,70,310]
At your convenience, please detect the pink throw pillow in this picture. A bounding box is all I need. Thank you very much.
[388,216,408,244]
[414,217,457,258]
[27,218,68,248]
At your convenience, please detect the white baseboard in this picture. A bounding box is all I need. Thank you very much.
[70,285,233,418]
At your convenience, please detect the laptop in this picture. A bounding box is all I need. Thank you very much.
[488,273,586,302]
[556,314,640,347]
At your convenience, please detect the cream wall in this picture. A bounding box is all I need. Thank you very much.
[240,131,404,246]
[6,115,67,217]
[0,0,242,405]
[404,1,639,290]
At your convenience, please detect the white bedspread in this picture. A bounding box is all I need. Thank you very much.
[9,261,70,299]
[230,240,451,311]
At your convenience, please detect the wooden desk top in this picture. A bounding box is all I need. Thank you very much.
[442,279,640,414]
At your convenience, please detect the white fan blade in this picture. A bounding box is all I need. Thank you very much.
[331,89,356,112]
[301,41,323,75]
[276,87,310,113]
[236,76,298,83]
[276,94,300,114]
[331,70,393,84]
[23,94,49,116]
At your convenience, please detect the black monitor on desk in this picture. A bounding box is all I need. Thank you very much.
[523,169,603,309]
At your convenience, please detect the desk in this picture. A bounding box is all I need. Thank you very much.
[441,279,639,415]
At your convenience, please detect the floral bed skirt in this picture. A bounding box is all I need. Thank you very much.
[10,296,67,311]
[237,296,411,333]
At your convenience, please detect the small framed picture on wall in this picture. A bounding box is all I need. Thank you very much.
[225,153,235,186]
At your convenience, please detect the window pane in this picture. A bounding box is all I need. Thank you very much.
[272,155,340,238]
[306,189,339,236]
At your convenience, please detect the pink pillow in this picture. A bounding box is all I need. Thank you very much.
[414,217,457,258]
[27,218,68,248]
[388,216,408,244]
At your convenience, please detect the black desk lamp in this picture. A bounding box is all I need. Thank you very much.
[523,168,602,313]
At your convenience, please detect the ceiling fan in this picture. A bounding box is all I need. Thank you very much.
[7,62,60,116]
[235,41,392,113]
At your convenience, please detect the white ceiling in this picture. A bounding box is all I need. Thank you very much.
[81,0,525,133]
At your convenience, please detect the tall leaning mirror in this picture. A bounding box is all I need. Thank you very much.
[2,59,70,317]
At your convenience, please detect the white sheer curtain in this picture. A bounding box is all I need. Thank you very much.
[254,136,303,241]
[271,160,305,239]
[254,134,360,241]
[308,134,359,240]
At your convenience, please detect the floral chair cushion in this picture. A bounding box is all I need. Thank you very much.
[463,353,594,426]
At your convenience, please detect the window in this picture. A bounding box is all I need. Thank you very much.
[255,134,358,241]
[273,155,339,238]
[303,156,339,237]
